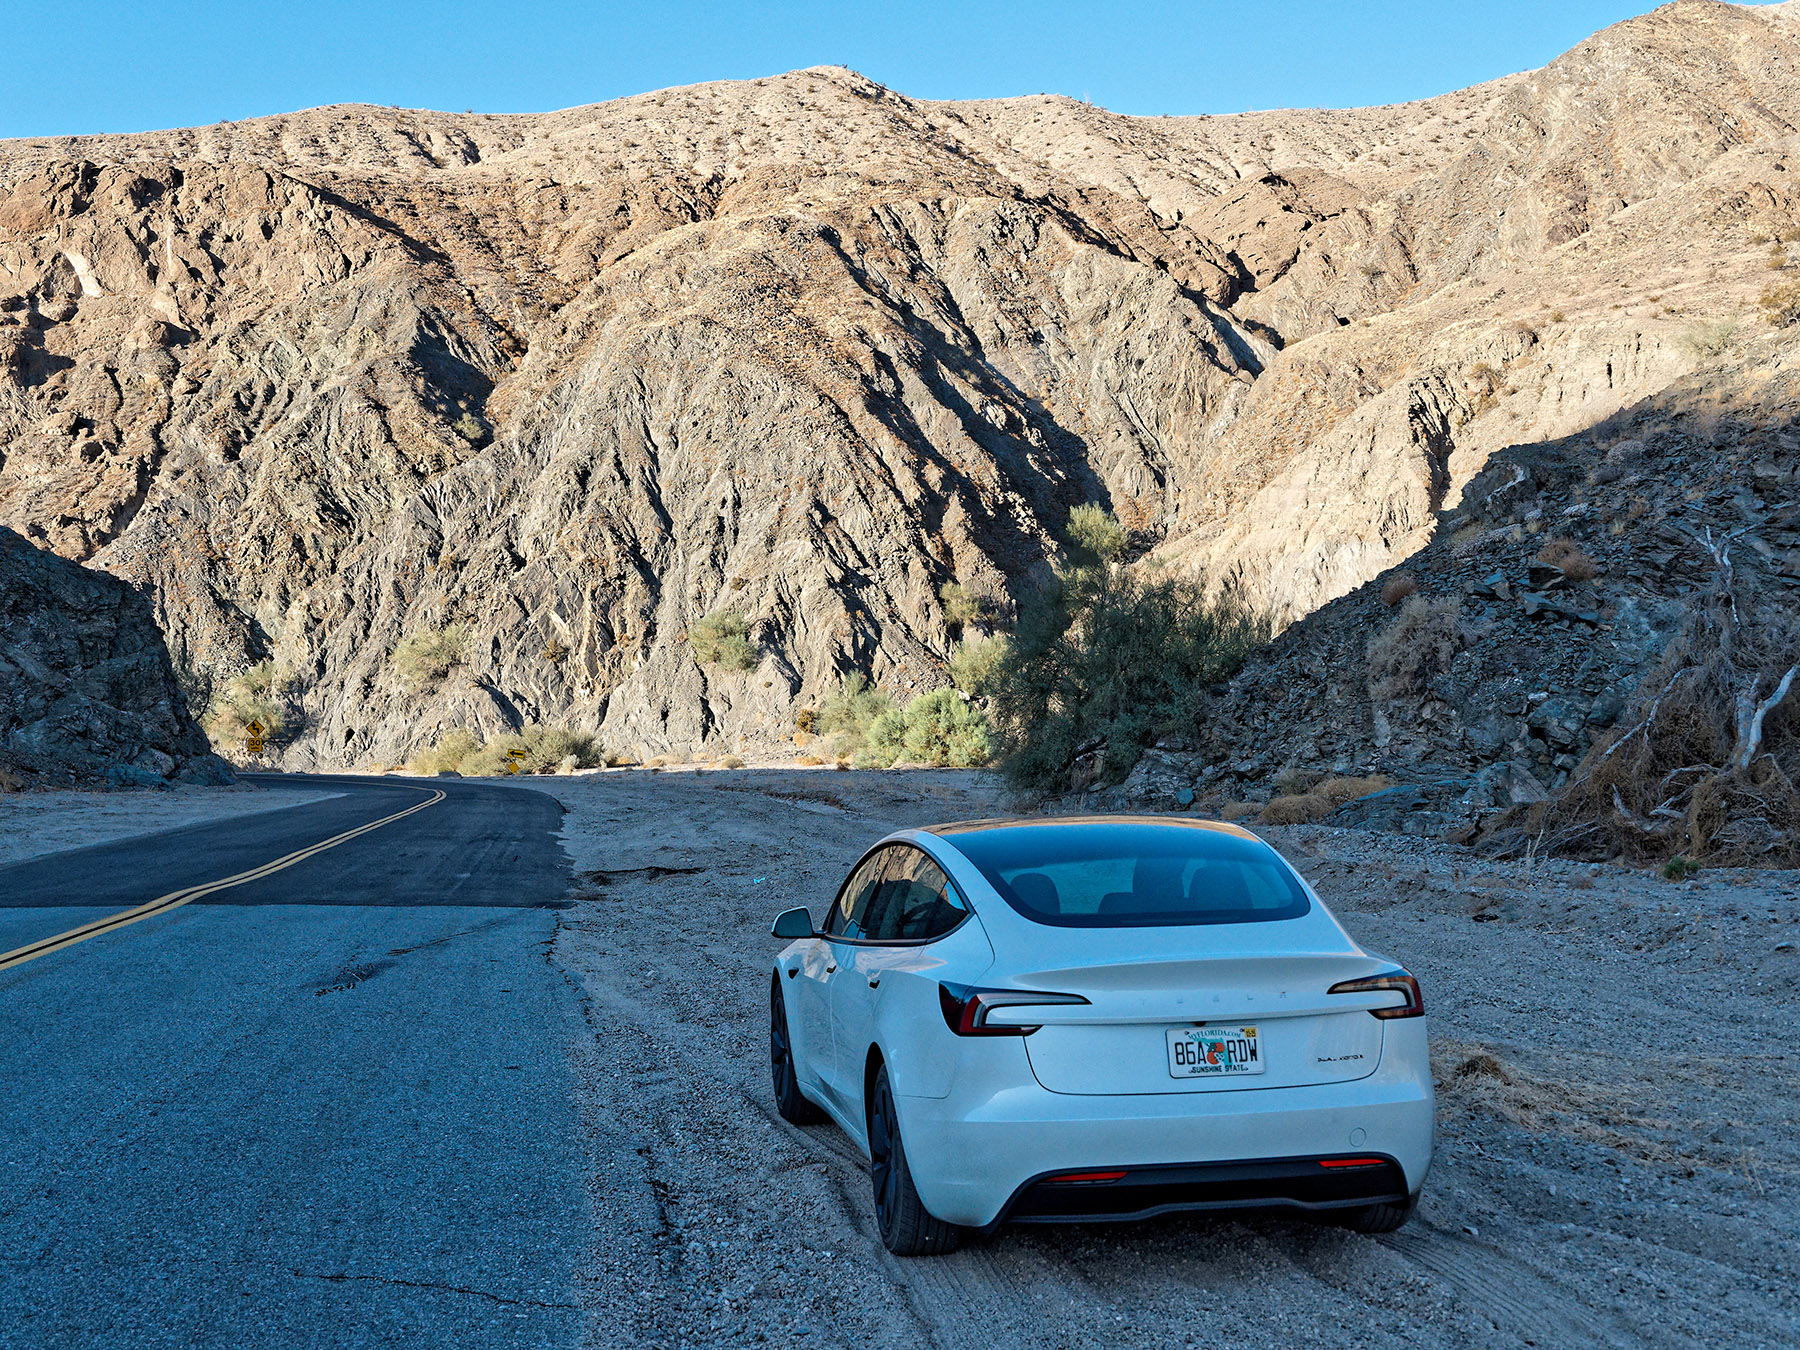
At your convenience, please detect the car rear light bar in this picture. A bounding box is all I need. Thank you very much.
[938,983,1090,1036]
[1318,1158,1387,1169]
[1326,969,1424,1019]
[1044,1171,1127,1184]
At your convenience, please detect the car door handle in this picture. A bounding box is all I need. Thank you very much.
[867,976,880,989]
[825,964,837,974]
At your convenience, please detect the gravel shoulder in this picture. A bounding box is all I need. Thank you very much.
[0,783,343,869]
[545,769,1799,1350]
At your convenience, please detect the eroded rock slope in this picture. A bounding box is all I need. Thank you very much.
[0,527,231,787]
[1,0,1798,765]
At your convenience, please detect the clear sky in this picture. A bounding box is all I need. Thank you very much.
[0,1,1726,139]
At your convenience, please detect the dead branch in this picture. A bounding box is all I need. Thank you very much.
[1731,665,1798,772]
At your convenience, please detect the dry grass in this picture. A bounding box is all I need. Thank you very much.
[1536,537,1600,582]
[1316,774,1390,805]
[1217,800,1259,821]
[1367,595,1467,699]
[1261,794,1332,825]
[794,755,824,767]
[714,754,746,769]
[1380,572,1419,607]
[0,767,23,792]
[1491,571,1800,865]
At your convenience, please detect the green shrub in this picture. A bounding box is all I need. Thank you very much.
[818,675,896,756]
[417,724,601,776]
[689,611,757,670]
[984,567,1269,791]
[394,625,469,693]
[412,728,479,775]
[939,581,999,630]
[206,660,295,742]
[948,634,1007,695]
[1064,502,1127,565]
[1679,319,1739,361]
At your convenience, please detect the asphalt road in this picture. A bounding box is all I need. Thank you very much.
[0,774,592,1349]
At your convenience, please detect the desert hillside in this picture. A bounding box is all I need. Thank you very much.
[2,0,1797,767]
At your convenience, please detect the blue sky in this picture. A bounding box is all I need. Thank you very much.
[0,1,1708,139]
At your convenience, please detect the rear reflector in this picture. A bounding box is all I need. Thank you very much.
[1046,1171,1128,1184]
[1318,1158,1386,1169]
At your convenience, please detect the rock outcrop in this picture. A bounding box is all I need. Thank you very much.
[0,1,1797,766]
[0,527,232,787]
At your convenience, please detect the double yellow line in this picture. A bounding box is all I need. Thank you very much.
[0,787,445,973]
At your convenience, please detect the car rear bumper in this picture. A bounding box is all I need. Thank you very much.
[897,1037,1434,1229]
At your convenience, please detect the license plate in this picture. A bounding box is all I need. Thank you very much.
[1167,1026,1264,1078]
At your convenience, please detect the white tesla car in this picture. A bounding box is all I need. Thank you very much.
[768,816,1433,1255]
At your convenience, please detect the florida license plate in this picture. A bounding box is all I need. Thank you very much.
[1167,1026,1264,1078]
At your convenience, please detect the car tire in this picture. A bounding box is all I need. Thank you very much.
[770,977,825,1125]
[868,1063,960,1256]
[1339,1195,1417,1234]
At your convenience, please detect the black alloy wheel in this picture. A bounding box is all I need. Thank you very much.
[868,1063,960,1256]
[770,976,824,1124]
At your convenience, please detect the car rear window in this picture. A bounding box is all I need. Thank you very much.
[941,822,1311,928]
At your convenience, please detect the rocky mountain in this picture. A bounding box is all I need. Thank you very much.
[1,0,1797,767]
[0,527,232,787]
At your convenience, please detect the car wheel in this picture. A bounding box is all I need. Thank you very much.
[1339,1195,1417,1234]
[770,977,825,1125]
[868,1063,960,1256]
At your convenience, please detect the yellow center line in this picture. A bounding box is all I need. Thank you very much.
[0,787,446,973]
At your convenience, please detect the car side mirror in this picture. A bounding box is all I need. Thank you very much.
[771,907,815,940]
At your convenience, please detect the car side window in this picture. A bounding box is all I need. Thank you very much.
[827,848,893,939]
[861,847,968,942]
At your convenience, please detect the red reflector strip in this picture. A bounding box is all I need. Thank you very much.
[1319,1158,1386,1169]
[1046,1170,1128,1184]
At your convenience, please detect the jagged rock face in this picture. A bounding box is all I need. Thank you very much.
[1,1,1798,765]
[0,526,232,787]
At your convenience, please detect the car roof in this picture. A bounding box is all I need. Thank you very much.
[920,814,1263,842]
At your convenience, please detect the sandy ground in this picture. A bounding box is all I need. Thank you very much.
[0,783,342,869]
[542,767,1799,1350]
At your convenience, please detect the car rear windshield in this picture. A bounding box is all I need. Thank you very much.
[942,822,1311,928]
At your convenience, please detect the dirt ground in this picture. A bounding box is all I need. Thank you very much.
[544,767,1800,1350]
[0,782,340,869]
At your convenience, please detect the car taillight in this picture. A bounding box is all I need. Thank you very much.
[938,983,1089,1036]
[1327,970,1424,1019]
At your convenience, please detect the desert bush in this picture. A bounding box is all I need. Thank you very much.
[1679,319,1739,361]
[393,625,468,693]
[1315,775,1390,806]
[1218,800,1260,821]
[715,754,746,769]
[1760,280,1800,327]
[948,634,1007,695]
[938,581,999,631]
[1367,595,1467,699]
[793,707,817,735]
[412,728,479,775]
[1489,569,1800,866]
[0,767,24,792]
[689,611,757,670]
[818,675,896,756]
[1261,794,1332,825]
[858,689,993,769]
[1064,502,1127,565]
[794,754,825,767]
[207,660,294,742]
[451,412,486,443]
[541,638,569,665]
[1536,537,1599,582]
[1380,572,1419,607]
[434,724,602,776]
[984,566,1269,791]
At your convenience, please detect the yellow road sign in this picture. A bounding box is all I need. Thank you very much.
[246,719,266,737]
[247,737,265,754]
